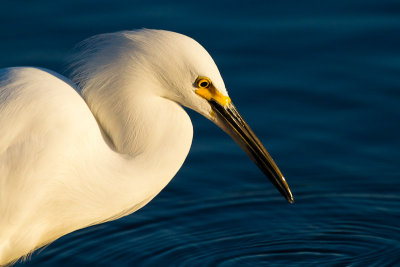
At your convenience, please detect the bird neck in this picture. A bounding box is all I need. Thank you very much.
[82,83,193,217]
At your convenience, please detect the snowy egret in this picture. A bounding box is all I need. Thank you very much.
[0,29,293,265]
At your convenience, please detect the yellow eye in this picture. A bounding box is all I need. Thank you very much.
[197,77,211,88]
[195,76,231,107]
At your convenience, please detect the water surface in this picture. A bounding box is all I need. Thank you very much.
[1,0,399,266]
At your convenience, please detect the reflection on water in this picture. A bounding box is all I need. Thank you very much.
[2,0,399,266]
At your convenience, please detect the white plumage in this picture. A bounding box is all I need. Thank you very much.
[0,29,293,265]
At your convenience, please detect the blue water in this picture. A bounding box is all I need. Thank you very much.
[1,0,400,266]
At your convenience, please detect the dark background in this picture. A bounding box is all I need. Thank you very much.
[1,0,399,266]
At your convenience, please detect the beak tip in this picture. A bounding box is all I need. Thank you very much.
[280,176,294,204]
[287,195,295,204]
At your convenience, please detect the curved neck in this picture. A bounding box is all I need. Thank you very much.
[113,94,194,180]
[83,86,194,218]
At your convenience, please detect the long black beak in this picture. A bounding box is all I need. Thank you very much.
[210,100,294,204]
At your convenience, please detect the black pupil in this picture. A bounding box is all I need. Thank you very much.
[200,81,208,87]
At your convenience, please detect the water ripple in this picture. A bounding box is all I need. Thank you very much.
[25,188,400,266]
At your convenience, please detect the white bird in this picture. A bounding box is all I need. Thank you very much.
[0,29,293,265]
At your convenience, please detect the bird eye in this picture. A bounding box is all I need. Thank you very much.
[197,78,211,88]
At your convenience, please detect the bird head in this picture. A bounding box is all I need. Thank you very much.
[73,29,294,203]
[136,30,293,203]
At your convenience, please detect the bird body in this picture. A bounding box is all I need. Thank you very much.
[0,29,292,265]
[0,66,193,264]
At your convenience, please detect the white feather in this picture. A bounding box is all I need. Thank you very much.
[0,29,227,265]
